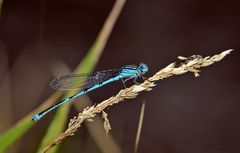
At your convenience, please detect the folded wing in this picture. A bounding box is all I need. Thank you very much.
[50,69,120,90]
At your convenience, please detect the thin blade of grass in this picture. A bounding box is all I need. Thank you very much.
[0,120,33,153]
[134,102,145,153]
[0,92,63,153]
[0,0,3,18]
[37,0,126,152]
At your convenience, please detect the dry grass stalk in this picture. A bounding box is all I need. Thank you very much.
[134,101,146,153]
[42,49,233,153]
[102,111,112,135]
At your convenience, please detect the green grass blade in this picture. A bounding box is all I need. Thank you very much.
[36,101,71,153]
[0,92,63,153]
[0,120,33,153]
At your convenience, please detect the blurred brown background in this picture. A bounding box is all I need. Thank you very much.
[0,0,240,153]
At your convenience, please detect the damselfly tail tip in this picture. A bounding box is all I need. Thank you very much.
[32,114,41,122]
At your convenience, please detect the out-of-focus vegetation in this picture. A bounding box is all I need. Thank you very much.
[0,0,125,152]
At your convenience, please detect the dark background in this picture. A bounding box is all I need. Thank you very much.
[0,0,239,153]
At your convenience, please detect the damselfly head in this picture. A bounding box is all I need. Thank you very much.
[138,63,148,74]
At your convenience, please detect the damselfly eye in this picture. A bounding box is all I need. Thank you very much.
[138,63,148,73]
